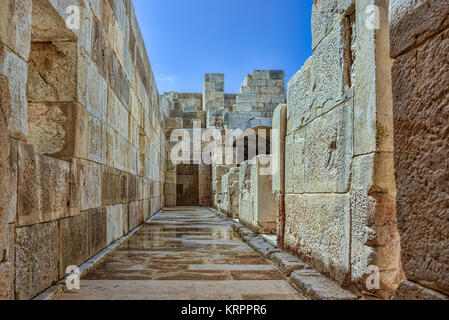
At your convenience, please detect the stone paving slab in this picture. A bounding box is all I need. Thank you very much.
[54,207,305,300]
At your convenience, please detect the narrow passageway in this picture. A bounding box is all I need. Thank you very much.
[55,207,304,300]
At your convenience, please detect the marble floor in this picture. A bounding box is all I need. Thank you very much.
[54,207,304,300]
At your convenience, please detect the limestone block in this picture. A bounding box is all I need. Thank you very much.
[392,280,449,300]
[58,214,89,279]
[128,201,142,230]
[17,142,42,226]
[87,207,107,257]
[228,181,240,219]
[102,166,123,206]
[165,117,183,129]
[165,195,176,207]
[27,42,77,102]
[106,204,124,245]
[15,221,59,300]
[213,164,230,182]
[272,104,286,192]
[88,114,104,164]
[353,0,393,155]
[284,194,351,285]
[28,102,89,158]
[392,27,449,295]
[0,136,18,229]
[0,46,28,139]
[311,0,353,50]
[105,124,116,167]
[0,0,32,60]
[287,57,315,134]
[128,174,138,202]
[79,159,102,211]
[314,18,348,109]
[253,155,277,233]
[0,262,14,300]
[304,101,352,193]
[289,269,358,300]
[269,70,285,80]
[389,0,449,58]
[350,153,402,298]
[40,155,71,222]
[238,160,255,229]
[236,94,257,104]
[253,70,270,80]
[271,252,309,276]
[86,64,107,122]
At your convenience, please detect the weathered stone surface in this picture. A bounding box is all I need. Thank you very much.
[29,102,89,158]
[244,236,281,259]
[27,102,66,155]
[252,155,276,233]
[30,0,75,43]
[128,201,143,230]
[17,142,41,226]
[106,204,125,245]
[289,269,358,300]
[15,222,59,300]
[79,159,102,211]
[287,57,315,133]
[392,280,449,300]
[0,45,28,139]
[238,160,255,229]
[0,262,14,300]
[271,252,309,276]
[311,0,353,50]
[284,194,350,285]
[350,153,403,298]
[88,207,107,257]
[27,41,77,102]
[392,27,449,296]
[304,101,352,193]
[353,0,394,156]
[88,114,104,164]
[40,155,70,222]
[0,0,32,60]
[389,0,449,58]
[58,214,89,279]
[313,18,348,109]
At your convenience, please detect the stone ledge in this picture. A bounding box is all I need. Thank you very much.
[34,210,163,300]
[392,280,449,300]
[211,208,360,300]
[289,269,359,300]
[244,235,281,259]
[271,252,310,276]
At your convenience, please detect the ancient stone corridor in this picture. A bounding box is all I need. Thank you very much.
[54,207,304,300]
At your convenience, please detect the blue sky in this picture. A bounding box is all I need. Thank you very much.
[133,0,314,94]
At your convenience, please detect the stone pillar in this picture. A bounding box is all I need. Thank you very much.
[389,0,449,300]
[239,156,276,234]
[220,167,239,217]
[284,0,402,298]
[272,104,287,248]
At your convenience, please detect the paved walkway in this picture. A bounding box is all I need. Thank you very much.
[55,207,304,300]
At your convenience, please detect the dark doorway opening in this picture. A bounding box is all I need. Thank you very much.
[176,164,199,206]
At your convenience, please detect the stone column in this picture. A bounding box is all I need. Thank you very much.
[272,104,287,248]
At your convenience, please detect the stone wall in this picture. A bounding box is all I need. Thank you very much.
[283,0,403,298]
[389,0,449,300]
[0,0,165,300]
[162,92,211,207]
